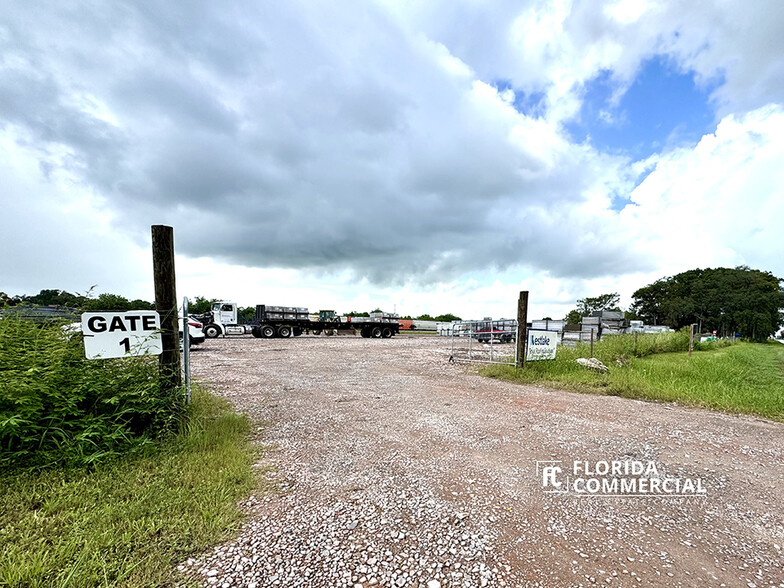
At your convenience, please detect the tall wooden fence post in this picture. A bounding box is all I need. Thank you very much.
[152,225,181,391]
[689,323,694,357]
[516,291,529,368]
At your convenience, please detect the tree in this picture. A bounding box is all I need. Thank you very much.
[83,293,133,311]
[22,289,87,307]
[564,293,620,325]
[17,289,155,311]
[416,314,435,321]
[631,266,784,341]
[129,299,156,310]
[188,296,216,315]
[434,313,461,322]
[346,310,370,317]
[237,306,256,323]
[564,309,582,326]
[576,293,621,316]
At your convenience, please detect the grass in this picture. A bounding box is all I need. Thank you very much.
[482,334,784,422]
[0,385,267,587]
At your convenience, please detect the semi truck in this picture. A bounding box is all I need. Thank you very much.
[198,301,400,339]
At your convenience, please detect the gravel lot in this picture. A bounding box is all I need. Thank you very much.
[179,334,784,588]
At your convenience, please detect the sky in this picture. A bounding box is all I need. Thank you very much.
[2,0,783,321]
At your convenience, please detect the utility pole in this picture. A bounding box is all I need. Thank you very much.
[152,225,181,391]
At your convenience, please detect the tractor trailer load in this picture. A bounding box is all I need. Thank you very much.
[198,301,400,339]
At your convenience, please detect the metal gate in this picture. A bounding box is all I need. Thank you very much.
[448,319,518,365]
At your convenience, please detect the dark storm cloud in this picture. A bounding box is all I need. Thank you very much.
[0,1,649,284]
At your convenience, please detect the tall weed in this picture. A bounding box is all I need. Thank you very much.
[0,317,183,469]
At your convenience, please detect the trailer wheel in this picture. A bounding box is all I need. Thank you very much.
[312,329,322,336]
[381,327,392,339]
[325,329,334,336]
[261,325,275,338]
[204,324,221,338]
[360,327,370,338]
[371,326,382,338]
[277,325,292,338]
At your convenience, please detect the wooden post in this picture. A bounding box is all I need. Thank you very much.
[515,291,529,368]
[152,225,181,391]
[590,330,594,357]
[689,323,694,357]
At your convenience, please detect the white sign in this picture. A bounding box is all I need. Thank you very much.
[81,311,163,359]
[526,329,558,361]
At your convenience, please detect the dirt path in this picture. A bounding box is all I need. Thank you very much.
[179,335,784,588]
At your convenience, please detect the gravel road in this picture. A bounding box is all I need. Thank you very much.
[179,335,784,588]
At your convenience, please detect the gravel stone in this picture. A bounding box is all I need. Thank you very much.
[178,335,784,587]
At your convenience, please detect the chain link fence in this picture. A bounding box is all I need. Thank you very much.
[448,319,518,365]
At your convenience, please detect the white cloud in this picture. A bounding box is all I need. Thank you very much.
[1,0,783,320]
[0,126,152,298]
[382,0,784,121]
[622,104,784,278]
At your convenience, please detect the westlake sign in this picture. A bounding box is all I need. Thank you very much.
[81,311,163,359]
[526,329,558,361]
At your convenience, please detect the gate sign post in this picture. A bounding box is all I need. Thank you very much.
[526,329,558,361]
[81,311,163,360]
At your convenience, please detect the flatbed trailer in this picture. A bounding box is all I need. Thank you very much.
[250,306,400,339]
[199,301,400,339]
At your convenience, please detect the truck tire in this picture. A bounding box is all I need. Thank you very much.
[261,325,275,338]
[251,327,262,338]
[371,326,382,338]
[277,325,292,338]
[312,329,322,336]
[204,324,221,338]
[325,329,334,336]
[360,327,370,338]
[381,327,392,339]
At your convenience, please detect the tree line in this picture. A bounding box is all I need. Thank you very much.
[629,266,783,341]
[7,265,780,340]
[1,289,156,312]
[1,291,462,324]
[563,266,783,342]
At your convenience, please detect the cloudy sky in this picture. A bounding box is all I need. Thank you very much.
[2,0,783,320]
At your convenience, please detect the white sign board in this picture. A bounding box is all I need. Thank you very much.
[526,329,558,361]
[81,311,163,360]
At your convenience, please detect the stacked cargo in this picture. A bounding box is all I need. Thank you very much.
[581,316,601,338]
[367,312,400,323]
[562,331,594,346]
[531,319,565,332]
[594,310,627,335]
[257,305,309,322]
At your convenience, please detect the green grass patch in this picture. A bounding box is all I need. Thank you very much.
[482,334,784,421]
[0,386,267,587]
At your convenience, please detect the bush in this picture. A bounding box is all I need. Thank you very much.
[0,317,183,469]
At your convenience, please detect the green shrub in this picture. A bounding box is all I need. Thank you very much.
[0,317,183,469]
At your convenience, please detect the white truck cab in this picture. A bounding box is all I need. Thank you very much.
[202,301,250,337]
